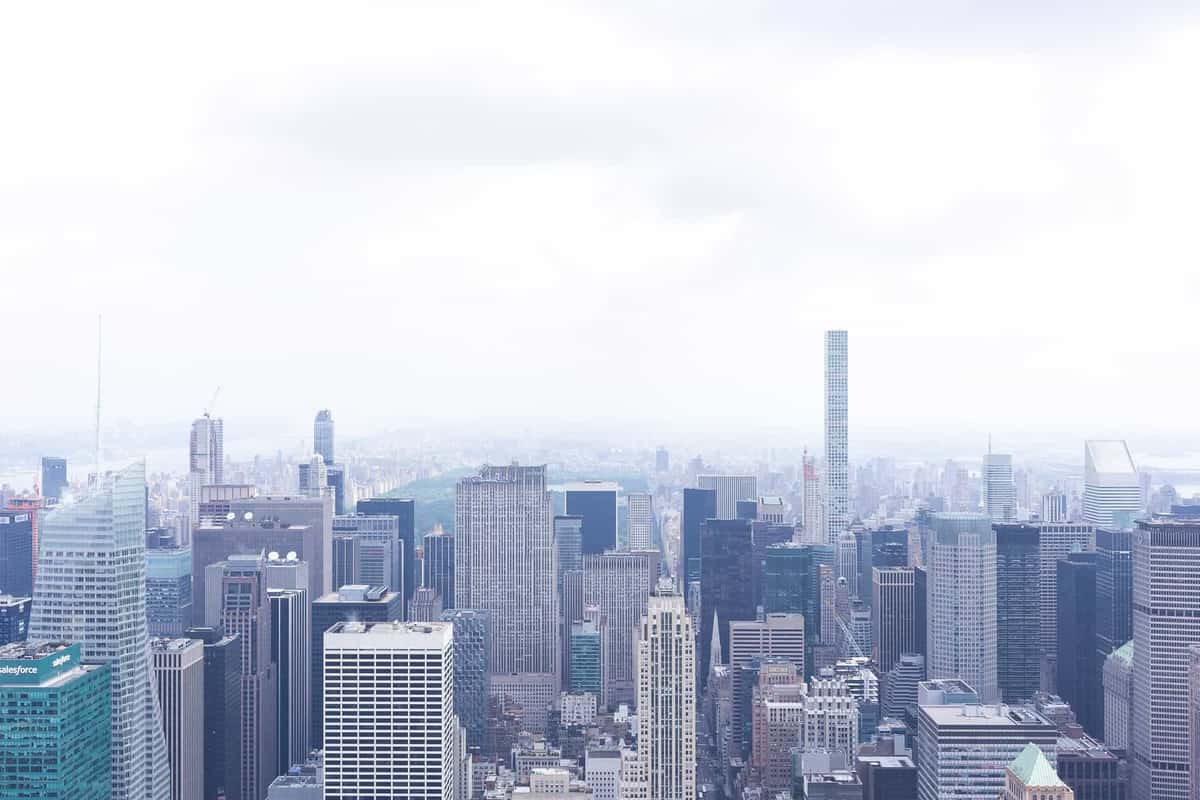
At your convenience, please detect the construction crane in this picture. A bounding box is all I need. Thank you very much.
[204,386,222,418]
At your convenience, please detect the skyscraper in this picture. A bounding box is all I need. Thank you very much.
[0,509,33,597]
[982,451,1016,522]
[697,474,758,521]
[926,512,998,703]
[680,488,716,586]
[356,497,417,605]
[569,618,603,696]
[763,542,833,678]
[441,607,491,752]
[424,527,455,608]
[993,523,1040,703]
[40,455,67,502]
[582,550,659,707]
[802,453,824,544]
[1057,552,1100,737]
[728,613,806,755]
[1036,521,1094,691]
[146,543,193,636]
[323,621,456,800]
[916,692,1058,800]
[215,553,278,800]
[185,626,241,800]
[872,567,917,675]
[1083,440,1141,528]
[627,585,695,800]
[313,409,334,466]
[1131,518,1200,800]
[310,585,403,746]
[627,492,654,552]
[269,586,310,774]
[193,492,333,618]
[150,638,204,800]
[0,594,30,645]
[824,329,849,546]
[699,517,756,691]
[564,481,619,555]
[455,465,557,677]
[333,513,403,597]
[0,641,111,800]
[1095,526,1132,741]
[1103,640,1133,752]
[554,515,583,589]
[28,462,171,800]
[189,415,224,524]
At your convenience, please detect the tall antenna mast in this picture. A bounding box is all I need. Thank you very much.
[95,314,102,476]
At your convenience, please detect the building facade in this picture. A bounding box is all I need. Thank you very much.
[1131,519,1200,800]
[564,481,619,555]
[994,523,1041,703]
[28,462,171,800]
[151,637,204,800]
[455,465,557,677]
[0,641,111,800]
[582,550,658,707]
[824,330,849,546]
[926,513,998,703]
[323,621,456,799]
[440,607,491,752]
[1083,441,1141,528]
[627,492,654,552]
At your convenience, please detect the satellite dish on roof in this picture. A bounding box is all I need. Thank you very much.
[286,551,298,561]
[225,512,235,521]
[243,512,254,522]
[268,551,280,561]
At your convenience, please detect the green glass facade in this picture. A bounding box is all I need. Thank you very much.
[569,621,602,695]
[0,642,112,800]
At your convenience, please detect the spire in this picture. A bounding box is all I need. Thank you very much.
[708,609,723,675]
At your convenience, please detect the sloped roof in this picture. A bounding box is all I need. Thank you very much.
[1009,742,1066,787]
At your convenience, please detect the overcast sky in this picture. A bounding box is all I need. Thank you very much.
[3,1,1199,439]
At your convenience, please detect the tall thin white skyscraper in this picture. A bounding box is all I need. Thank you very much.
[188,415,223,528]
[627,492,654,551]
[982,450,1016,521]
[926,512,999,703]
[29,462,171,800]
[1083,440,1141,528]
[625,584,695,800]
[455,464,558,677]
[824,330,849,546]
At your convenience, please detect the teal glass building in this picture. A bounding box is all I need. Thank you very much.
[0,641,112,800]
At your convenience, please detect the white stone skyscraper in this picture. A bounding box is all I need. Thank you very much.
[926,512,999,703]
[1131,518,1200,800]
[824,330,848,546]
[455,464,558,677]
[323,621,456,799]
[627,492,654,551]
[29,461,171,800]
[982,451,1016,521]
[625,584,695,800]
[1084,440,1141,528]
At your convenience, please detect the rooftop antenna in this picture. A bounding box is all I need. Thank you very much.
[94,314,103,477]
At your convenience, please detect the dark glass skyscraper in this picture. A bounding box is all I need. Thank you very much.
[699,517,755,689]
[40,456,67,503]
[146,544,192,636]
[0,510,33,598]
[186,626,242,800]
[1096,527,1133,657]
[682,488,717,585]
[356,497,416,604]
[763,542,833,678]
[310,585,403,746]
[859,525,909,605]
[0,595,30,645]
[565,483,618,555]
[423,529,454,608]
[1058,552,1101,737]
[441,608,491,752]
[554,515,583,590]
[994,523,1041,702]
[313,409,334,466]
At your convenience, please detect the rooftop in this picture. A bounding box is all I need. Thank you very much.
[1085,439,1136,478]
[1111,640,1134,665]
[921,704,1054,728]
[1009,742,1067,787]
